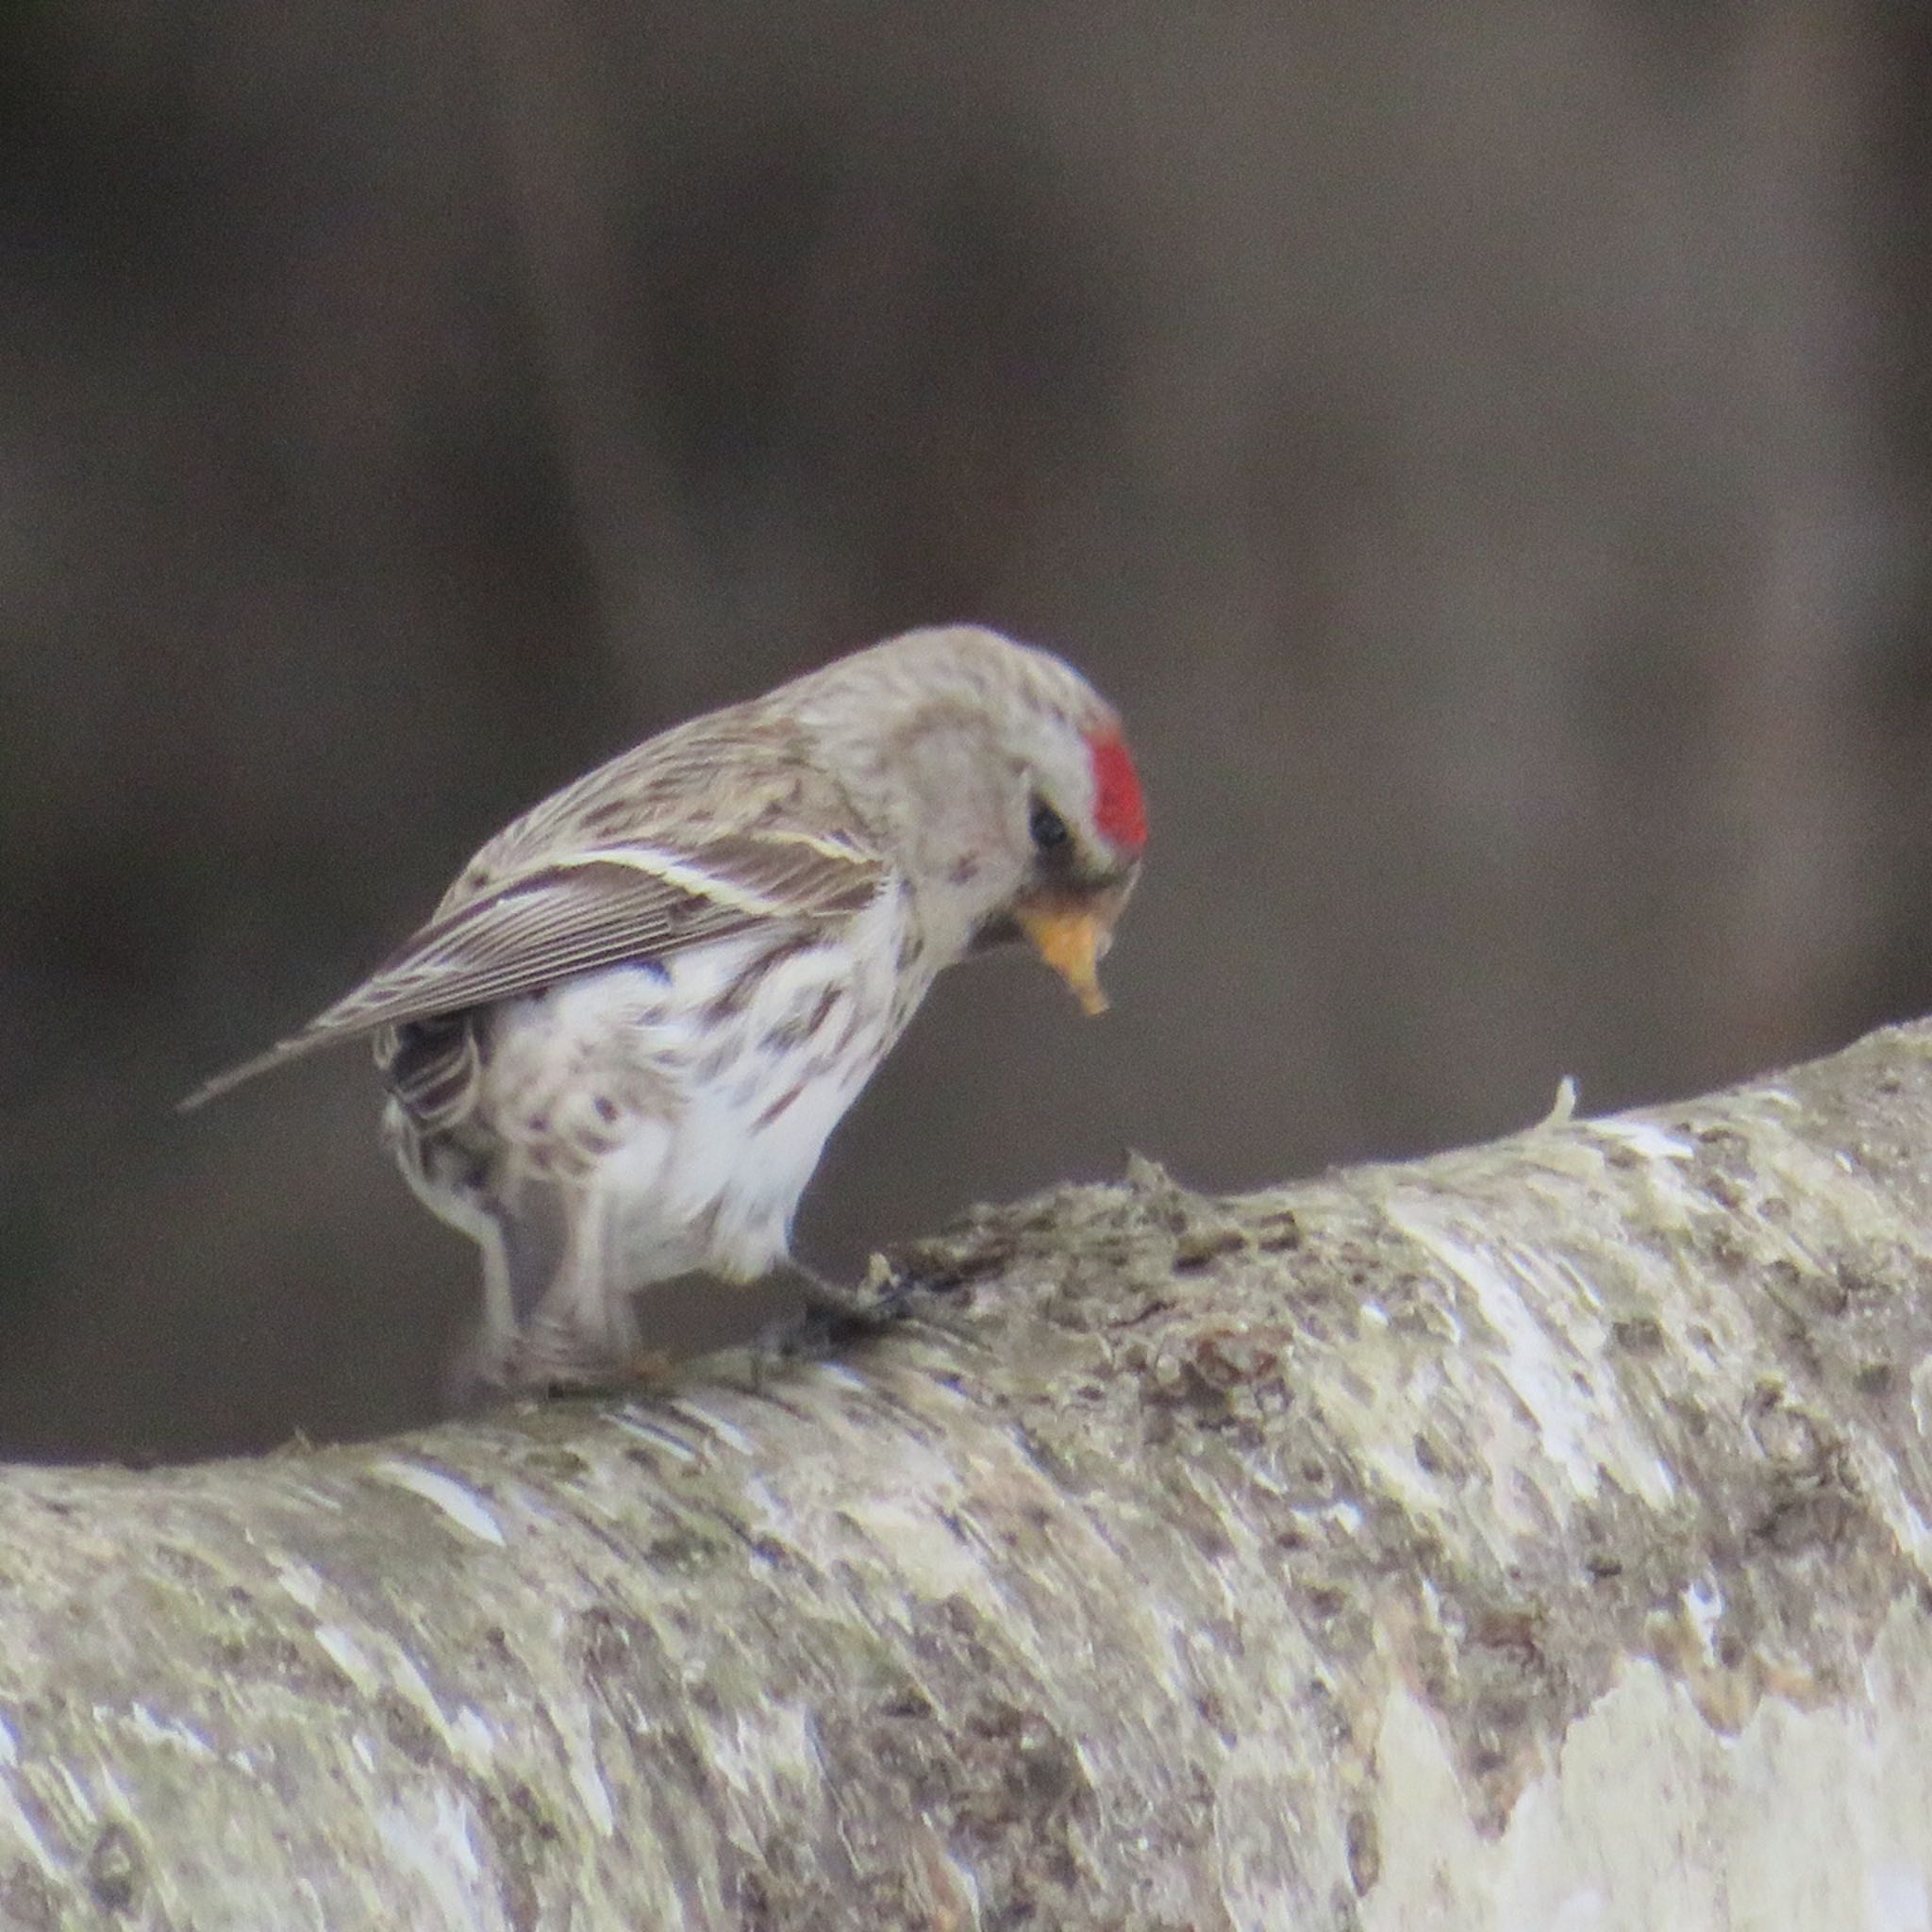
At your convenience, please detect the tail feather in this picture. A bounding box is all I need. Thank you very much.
[176,1025,352,1112]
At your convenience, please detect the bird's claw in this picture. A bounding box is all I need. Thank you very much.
[745,1256,924,1372]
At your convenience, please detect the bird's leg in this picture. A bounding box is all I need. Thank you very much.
[500,1192,665,1394]
[786,1257,887,1319]
[439,1209,564,1407]
[509,1316,669,1396]
[761,1254,921,1360]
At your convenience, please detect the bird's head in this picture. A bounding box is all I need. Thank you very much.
[795,625,1147,1009]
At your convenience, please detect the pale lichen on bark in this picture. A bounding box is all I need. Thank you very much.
[6,1023,1932,1928]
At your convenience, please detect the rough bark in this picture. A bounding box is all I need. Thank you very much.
[7,1023,1932,1930]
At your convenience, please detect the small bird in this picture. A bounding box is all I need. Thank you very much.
[187,625,1147,1390]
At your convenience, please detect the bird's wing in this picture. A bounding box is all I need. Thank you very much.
[183,725,884,1109]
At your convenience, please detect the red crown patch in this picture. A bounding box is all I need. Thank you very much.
[1087,731,1147,853]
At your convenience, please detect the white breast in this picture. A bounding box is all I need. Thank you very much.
[475,886,929,1296]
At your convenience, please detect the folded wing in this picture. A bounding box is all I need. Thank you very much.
[181,826,880,1109]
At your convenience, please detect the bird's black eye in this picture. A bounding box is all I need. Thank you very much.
[1029,799,1071,852]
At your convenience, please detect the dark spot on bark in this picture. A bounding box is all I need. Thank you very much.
[1105,1293,1174,1330]
[1173,1227,1245,1271]
[1756,1483,1857,1554]
[731,1866,776,1928]
[1158,1357,1234,1424]
[381,1692,443,1767]
[575,1603,643,1681]
[1014,1727,1084,1810]
[1346,1807,1381,1895]
[220,1631,337,1694]
[1836,1260,1884,1305]
[1413,1432,1441,1474]
[651,1724,712,1790]
[883,1237,1014,1300]
[917,1593,1001,1677]
[1612,1314,1666,1353]
[1855,1360,1896,1397]
[0,1863,58,1932]
[642,1530,716,1572]
[153,1541,223,1585]
[1704,1174,1743,1212]
[954,1701,1091,1837]
[474,1779,556,1932]
[1765,1257,1846,1319]
[526,1111,549,1135]
[1190,1330,1276,1388]
[1255,1210,1303,1251]
[593,1094,619,1124]
[1472,1608,1543,1663]
[1015,1424,1082,1490]
[86,1824,140,1914]
[1194,1688,1233,1740]
[1304,1584,1348,1621]
[1706,1229,1746,1273]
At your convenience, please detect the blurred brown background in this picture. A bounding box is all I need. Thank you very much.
[2,2,1928,1461]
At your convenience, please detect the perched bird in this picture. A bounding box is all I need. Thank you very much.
[186,625,1147,1390]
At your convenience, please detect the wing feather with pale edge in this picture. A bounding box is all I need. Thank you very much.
[182,719,885,1109]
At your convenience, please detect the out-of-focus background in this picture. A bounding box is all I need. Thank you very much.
[3,4,1928,1461]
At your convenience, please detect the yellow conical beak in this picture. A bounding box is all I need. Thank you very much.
[1015,903,1112,1015]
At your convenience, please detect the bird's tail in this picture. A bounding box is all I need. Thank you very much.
[177,1026,348,1112]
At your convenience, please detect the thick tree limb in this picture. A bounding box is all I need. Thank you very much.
[7,1024,1932,1928]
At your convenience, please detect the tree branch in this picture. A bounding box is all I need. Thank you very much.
[6,1024,1932,1928]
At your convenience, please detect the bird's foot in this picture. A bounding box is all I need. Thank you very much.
[755,1256,922,1366]
[475,1309,666,1399]
[527,1348,674,1398]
